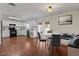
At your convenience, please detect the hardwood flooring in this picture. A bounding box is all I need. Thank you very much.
[0,36,68,56]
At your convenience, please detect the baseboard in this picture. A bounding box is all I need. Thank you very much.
[2,36,10,39]
[2,35,37,39]
[2,35,27,39]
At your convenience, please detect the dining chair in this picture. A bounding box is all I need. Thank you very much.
[37,32,48,48]
[49,34,61,56]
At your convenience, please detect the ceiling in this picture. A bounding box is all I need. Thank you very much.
[0,3,79,21]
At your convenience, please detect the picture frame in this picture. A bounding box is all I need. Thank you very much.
[58,15,72,25]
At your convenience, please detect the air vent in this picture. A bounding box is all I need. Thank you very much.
[8,3,16,6]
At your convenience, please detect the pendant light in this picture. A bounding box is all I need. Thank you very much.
[48,6,53,12]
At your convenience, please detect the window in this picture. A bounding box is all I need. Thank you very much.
[45,22,50,34]
[38,21,50,34]
[38,22,43,33]
[27,24,30,28]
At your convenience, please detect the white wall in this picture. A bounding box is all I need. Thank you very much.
[26,20,38,37]
[2,18,27,38]
[1,10,79,38]
[39,10,79,34]
[37,16,52,34]
[50,10,79,34]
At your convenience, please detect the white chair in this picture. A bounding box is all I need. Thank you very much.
[37,32,49,48]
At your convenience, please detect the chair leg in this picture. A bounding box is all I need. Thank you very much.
[45,41,47,48]
[49,45,51,55]
[37,40,40,48]
[45,42,46,48]
[49,46,53,56]
[52,47,53,56]
[59,47,60,56]
[39,41,41,48]
[47,41,49,48]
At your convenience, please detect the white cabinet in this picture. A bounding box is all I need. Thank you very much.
[2,26,10,38]
[2,30,9,37]
[17,30,26,35]
[16,26,26,36]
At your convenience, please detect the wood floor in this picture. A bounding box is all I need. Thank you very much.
[0,36,68,56]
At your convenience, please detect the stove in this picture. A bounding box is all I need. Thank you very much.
[10,29,17,37]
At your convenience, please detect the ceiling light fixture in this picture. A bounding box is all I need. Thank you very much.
[8,3,16,6]
[48,6,53,12]
[8,16,21,20]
